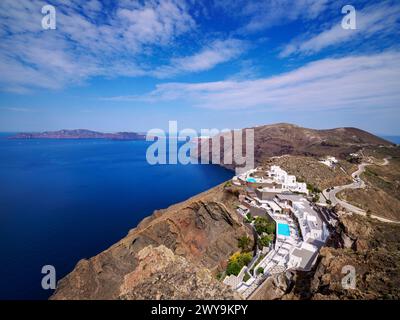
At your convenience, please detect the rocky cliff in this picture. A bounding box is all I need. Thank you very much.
[119,245,241,300]
[51,184,252,300]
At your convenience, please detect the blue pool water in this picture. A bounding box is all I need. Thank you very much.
[246,178,257,183]
[0,137,233,300]
[277,223,290,236]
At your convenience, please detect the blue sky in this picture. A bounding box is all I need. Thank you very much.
[0,0,399,134]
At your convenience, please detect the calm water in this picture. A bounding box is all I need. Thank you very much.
[0,137,233,300]
[382,136,400,144]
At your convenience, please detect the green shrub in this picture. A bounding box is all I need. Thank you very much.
[238,236,251,252]
[224,181,232,188]
[256,267,264,275]
[254,216,276,235]
[312,194,320,203]
[307,183,321,194]
[259,234,273,247]
[226,261,241,276]
[226,252,253,276]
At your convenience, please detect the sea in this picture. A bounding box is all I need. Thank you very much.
[382,136,400,144]
[0,135,233,300]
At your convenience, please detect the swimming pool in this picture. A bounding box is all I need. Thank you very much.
[246,177,257,183]
[277,223,290,236]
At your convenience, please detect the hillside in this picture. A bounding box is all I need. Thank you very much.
[200,123,393,169]
[338,147,400,221]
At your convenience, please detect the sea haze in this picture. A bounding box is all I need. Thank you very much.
[0,137,233,300]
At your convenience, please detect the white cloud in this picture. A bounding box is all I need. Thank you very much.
[0,0,197,92]
[280,1,400,57]
[108,51,400,113]
[152,39,246,78]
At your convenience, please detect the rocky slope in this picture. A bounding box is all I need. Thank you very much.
[51,185,252,300]
[119,245,241,300]
[199,123,393,170]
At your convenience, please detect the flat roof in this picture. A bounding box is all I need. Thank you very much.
[275,194,304,202]
[266,200,282,212]
[291,247,318,270]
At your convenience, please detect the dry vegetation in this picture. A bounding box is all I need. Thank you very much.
[262,155,355,190]
[339,149,400,221]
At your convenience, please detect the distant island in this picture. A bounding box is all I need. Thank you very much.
[8,129,146,141]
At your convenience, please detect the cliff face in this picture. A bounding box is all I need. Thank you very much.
[119,245,241,300]
[51,185,252,300]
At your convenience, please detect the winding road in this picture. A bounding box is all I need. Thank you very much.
[322,157,400,224]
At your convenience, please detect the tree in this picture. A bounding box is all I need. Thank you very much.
[226,252,252,276]
[238,236,251,252]
[254,217,276,235]
[259,234,273,247]
[226,261,241,276]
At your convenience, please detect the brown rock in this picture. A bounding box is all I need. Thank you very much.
[51,184,252,300]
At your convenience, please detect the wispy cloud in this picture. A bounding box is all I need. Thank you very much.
[106,51,400,113]
[280,1,400,57]
[215,0,330,33]
[0,107,37,112]
[152,38,247,78]
[0,0,197,92]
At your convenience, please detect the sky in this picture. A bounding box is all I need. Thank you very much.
[0,0,399,134]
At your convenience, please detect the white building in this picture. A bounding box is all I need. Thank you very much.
[274,194,329,245]
[268,166,308,194]
[287,242,318,271]
[320,156,338,168]
[291,198,328,244]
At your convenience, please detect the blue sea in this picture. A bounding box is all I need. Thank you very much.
[382,136,400,144]
[0,135,233,300]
